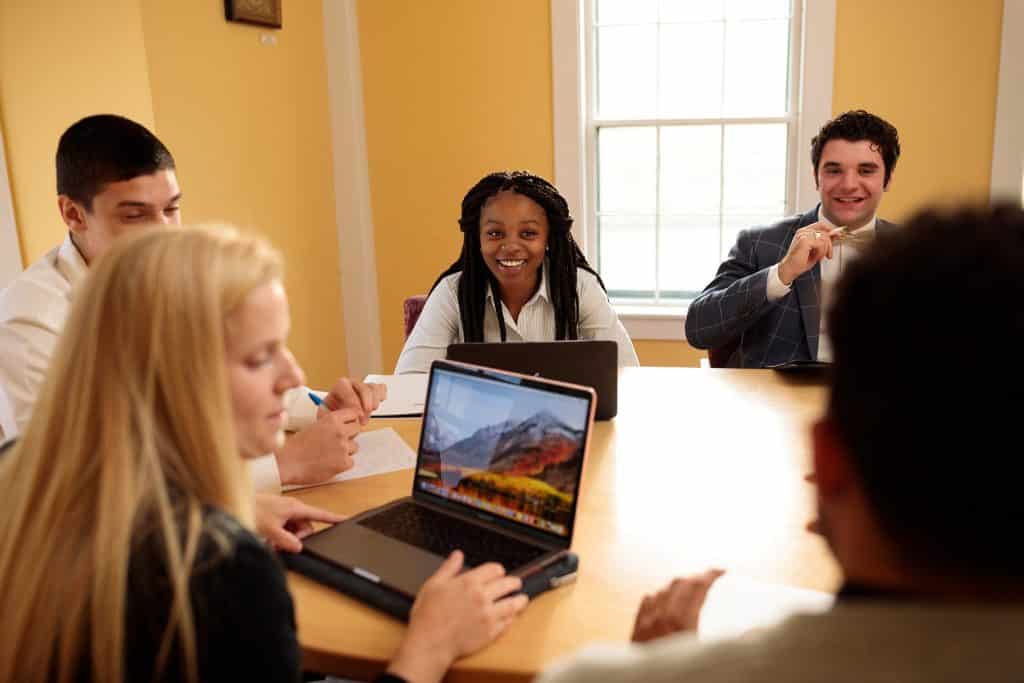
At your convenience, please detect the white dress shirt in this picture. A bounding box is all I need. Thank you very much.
[766,209,876,361]
[0,235,317,492]
[394,266,640,374]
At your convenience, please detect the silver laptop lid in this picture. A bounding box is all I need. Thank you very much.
[413,360,595,547]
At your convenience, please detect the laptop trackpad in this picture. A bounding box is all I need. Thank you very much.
[303,521,444,597]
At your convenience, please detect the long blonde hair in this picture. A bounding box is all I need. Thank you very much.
[0,224,283,682]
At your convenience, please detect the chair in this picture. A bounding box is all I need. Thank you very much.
[403,294,427,339]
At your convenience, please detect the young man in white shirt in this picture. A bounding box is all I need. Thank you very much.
[0,114,382,494]
[685,110,901,367]
[539,204,1024,683]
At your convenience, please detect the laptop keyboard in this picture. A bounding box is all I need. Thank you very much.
[358,502,548,570]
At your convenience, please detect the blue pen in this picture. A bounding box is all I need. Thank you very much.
[308,391,327,411]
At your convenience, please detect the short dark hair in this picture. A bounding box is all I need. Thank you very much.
[430,171,604,342]
[828,203,1024,580]
[811,110,900,186]
[56,114,176,210]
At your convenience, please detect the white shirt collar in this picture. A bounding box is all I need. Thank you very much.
[56,234,89,289]
[817,206,877,237]
[484,261,551,308]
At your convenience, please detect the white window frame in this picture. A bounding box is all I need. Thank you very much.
[990,0,1024,204]
[0,125,22,289]
[552,0,836,340]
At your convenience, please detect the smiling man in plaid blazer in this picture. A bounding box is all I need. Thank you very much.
[685,110,900,368]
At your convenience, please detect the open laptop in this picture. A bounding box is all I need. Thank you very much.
[446,339,618,420]
[300,359,596,600]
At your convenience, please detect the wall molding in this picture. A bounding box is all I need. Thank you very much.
[991,0,1024,203]
[0,124,22,288]
[322,0,383,378]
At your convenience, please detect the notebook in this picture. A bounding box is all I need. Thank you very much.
[299,359,596,602]
[446,339,619,419]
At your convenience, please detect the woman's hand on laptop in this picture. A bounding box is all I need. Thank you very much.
[631,569,724,643]
[253,493,345,553]
[386,550,529,683]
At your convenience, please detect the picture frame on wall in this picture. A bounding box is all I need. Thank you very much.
[224,0,282,29]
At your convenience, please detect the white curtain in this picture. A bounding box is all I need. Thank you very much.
[0,126,22,289]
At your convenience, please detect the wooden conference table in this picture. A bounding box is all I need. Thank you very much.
[287,367,840,682]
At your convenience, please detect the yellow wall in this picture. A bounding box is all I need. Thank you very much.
[0,0,345,386]
[0,2,155,264]
[832,0,1003,221]
[634,339,705,367]
[140,0,347,387]
[357,0,555,370]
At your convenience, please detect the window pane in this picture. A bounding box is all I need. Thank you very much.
[659,215,721,294]
[600,215,656,293]
[659,125,721,215]
[725,0,791,20]
[598,127,657,213]
[598,0,658,25]
[723,19,790,116]
[597,25,658,118]
[659,22,724,118]
[659,0,724,22]
[722,123,787,218]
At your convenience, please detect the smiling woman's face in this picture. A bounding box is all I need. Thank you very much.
[224,279,304,458]
[478,190,550,295]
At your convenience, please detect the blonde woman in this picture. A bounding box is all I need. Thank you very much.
[0,225,527,683]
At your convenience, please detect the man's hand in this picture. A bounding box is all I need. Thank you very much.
[777,222,845,285]
[253,493,345,553]
[275,408,362,486]
[322,377,387,425]
[631,569,725,643]
[386,551,529,683]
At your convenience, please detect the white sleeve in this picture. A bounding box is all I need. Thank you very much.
[0,310,62,436]
[283,385,319,431]
[394,276,462,374]
[766,263,793,301]
[577,272,640,368]
[249,453,282,493]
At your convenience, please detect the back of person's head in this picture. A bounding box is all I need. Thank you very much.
[828,202,1024,581]
[0,224,282,683]
[435,170,603,341]
[56,113,176,209]
[811,110,900,186]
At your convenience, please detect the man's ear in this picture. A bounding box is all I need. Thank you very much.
[812,417,852,500]
[57,195,88,233]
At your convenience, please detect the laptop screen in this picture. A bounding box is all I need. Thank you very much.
[416,363,591,538]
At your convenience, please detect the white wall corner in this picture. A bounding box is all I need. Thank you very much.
[794,0,837,212]
[991,0,1024,203]
[551,0,588,252]
[0,125,23,289]
[322,0,383,378]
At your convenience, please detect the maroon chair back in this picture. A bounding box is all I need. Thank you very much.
[403,295,428,338]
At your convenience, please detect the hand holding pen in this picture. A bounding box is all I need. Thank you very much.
[311,377,388,425]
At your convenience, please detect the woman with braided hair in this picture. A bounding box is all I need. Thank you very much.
[395,171,638,373]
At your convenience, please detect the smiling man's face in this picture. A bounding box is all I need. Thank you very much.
[815,139,889,230]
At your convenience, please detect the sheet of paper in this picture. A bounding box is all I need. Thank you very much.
[364,373,428,417]
[697,573,834,641]
[282,428,416,492]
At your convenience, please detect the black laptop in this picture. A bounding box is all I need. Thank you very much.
[299,360,596,604]
[446,339,618,420]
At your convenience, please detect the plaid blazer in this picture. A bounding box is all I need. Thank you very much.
[684,208,897,368]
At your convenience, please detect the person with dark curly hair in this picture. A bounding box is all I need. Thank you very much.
[395,171,638,373]
[685,110,901,367]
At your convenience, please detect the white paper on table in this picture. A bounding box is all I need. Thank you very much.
[364,373,428,417]
[697,573,834,642]
[282,428,417,492]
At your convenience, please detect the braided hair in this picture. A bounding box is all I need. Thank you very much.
[429,171,605,342]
